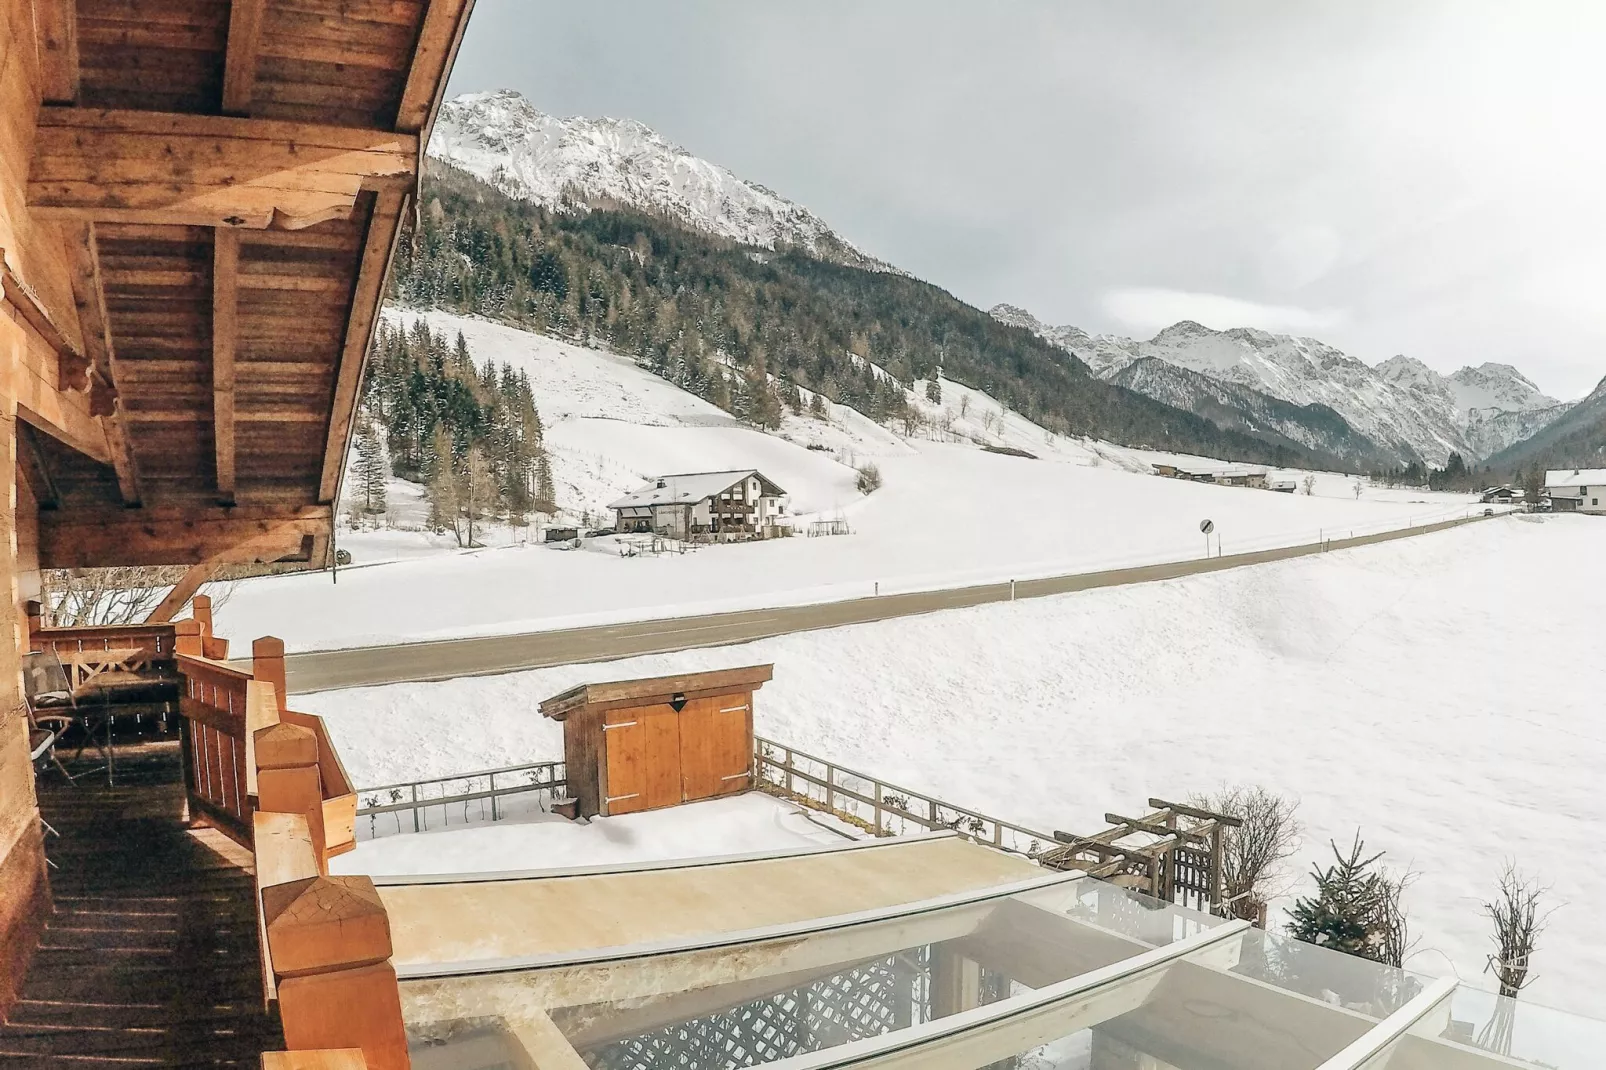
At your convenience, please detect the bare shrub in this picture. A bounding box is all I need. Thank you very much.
[1477,863,1551,1054]
[1190,785,1301,924]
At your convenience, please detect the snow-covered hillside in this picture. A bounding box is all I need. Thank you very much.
[304,515,1606,1021]
[429,90,884,269]
[994,305,1567,464]
[222,311,1481,652]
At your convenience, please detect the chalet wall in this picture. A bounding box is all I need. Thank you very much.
[0,0,55,1023]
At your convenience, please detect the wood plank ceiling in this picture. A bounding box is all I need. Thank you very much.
[26,0,472,567]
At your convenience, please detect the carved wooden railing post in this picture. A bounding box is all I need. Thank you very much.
[192,593,213,635]
[263,876,410,1070]
[254,722,327,875]
[261,1051,367,1069]
[174,618,204,656]
[254,635,289,714]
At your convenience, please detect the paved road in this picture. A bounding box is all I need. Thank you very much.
[283,514,1489,694]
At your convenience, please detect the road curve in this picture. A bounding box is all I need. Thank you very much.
[283,514,1490,694]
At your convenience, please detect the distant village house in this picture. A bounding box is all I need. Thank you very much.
[1151,463,1270,490]
[1544,469,1606,514]
[610,470,789,540]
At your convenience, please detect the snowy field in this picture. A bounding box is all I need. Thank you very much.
[300,515,1606,1017]
[214,311,1482,652]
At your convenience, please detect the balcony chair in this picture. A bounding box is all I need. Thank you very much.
[22,649,113,784]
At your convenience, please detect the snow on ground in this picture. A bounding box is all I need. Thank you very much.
[299,515,1606,1017]
[224,313,1481,651]
[332,792,854,878]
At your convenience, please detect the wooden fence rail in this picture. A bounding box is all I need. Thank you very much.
[752,736,1056,857]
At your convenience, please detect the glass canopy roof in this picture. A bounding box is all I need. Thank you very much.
[397,871,1605,1070]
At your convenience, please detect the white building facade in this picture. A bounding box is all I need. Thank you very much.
[1544,469,1606,514]
[610,470,789,539]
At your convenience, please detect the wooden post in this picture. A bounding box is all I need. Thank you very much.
[23,599,42,649]
[174,618,204,656]
[254,635,288,713]
[192,593,213,634]
[263,875,409,1070]
[255,722,327,874]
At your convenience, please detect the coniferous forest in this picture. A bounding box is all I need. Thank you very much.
[382,161,1338,469]
[355,317,554,545]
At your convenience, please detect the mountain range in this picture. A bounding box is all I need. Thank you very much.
[990,306,1570,467]
[426,90,1587,471]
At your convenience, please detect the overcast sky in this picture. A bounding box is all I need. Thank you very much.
[448,2,1606,399]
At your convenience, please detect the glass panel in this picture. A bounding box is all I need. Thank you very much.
[1440,986,1606,1069]
[402,875,1214,1068]
[1230,927,1440,1017]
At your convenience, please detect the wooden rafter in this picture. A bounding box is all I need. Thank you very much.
[38,505,331,568]
[318,190,405,503]
[34,0,79,105]
[396,0,476,133]
[29,109,417,230]
[212,228,239,503]
[63,223,142,504]
[144,523,310,624]
[221,0,267,115]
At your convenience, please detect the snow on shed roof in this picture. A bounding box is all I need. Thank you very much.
[1545,469,1606,488]
[608,470,786,510]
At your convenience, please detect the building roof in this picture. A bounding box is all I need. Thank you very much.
[540,664,774,720]
[608,470,786,510]
[1153,464,1268,479]
[1545,469,1606,488]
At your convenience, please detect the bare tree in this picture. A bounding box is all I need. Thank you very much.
[42,567,236,627]
[1301,474,1318,495]
[1477,863,1551,1054]
[1375,863,1418,969]
[1190,785,1302,925]
[1353,479,1363,500]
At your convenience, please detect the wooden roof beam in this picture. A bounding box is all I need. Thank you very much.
[39,505,331,568]
[396,0,476,133]
[222,0,267,114]
[29,109,417,230]
[213,229,239,504]
[318,190,405,504]
[34,0,79,104]
[64,223,142,505]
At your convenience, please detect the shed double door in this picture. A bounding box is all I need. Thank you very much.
[602,695,751,816]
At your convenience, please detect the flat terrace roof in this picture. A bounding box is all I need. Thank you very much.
[385,845,1606,1070]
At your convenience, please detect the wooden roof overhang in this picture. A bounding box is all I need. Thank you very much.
[6,0,475,569]
[540,664,776,721]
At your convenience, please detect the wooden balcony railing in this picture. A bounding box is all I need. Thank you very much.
[166,622,405,1068]
[176,654,257,845]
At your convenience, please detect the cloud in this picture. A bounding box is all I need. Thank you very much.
[1101,287,1346,337]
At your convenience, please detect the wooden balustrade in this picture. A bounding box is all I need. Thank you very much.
[176,653,257,846]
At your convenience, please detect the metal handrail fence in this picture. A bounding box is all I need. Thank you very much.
[752,736,1055,857]
[355,759,567,839]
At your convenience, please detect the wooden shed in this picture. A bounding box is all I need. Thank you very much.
[541,665,773,818]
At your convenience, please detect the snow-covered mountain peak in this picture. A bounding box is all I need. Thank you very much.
[1447,362,1556,415]
[429,90,885,269]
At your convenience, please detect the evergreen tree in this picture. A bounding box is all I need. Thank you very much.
[1287,835,1390,961]
[925,377,942,404]
[353,420,388,517]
